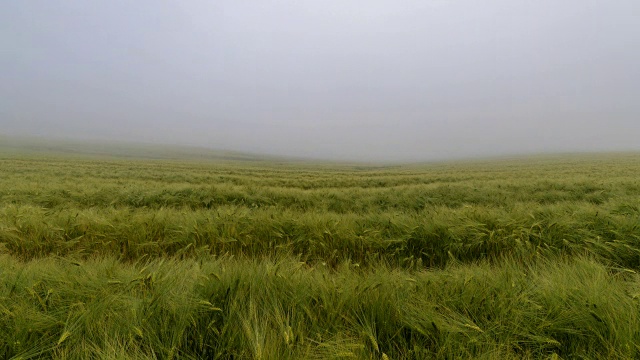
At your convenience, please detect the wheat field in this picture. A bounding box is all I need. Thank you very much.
[2,151,640,359]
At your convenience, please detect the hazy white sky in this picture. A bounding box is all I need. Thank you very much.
[2,1,639,161]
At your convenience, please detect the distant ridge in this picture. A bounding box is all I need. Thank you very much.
[2,134,638,166]
[0,134,289,162]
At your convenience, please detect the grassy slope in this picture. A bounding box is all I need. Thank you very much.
[2,144,640,359]
[0,135,289,162]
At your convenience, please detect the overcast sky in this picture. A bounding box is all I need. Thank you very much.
[2,1,639,161]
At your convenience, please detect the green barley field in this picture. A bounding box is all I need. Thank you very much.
[2,144,640,359]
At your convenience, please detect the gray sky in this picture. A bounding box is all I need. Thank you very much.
[2,1,639,161]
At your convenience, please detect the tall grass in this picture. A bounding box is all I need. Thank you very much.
[3,255,640,359]
[2,153,640,358]
[2,202,639,268]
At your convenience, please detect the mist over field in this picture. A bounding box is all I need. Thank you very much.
[2,1,639,161]
[4,4,640,356]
